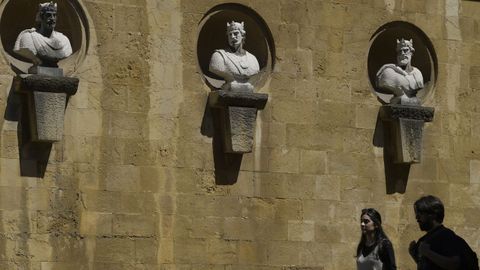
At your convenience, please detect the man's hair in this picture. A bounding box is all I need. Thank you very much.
[414,195,445,223]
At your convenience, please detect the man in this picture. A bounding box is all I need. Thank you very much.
[209,21,260,92]
[376,38,423,105]
[14,1,72,67]
[409,195,477,270]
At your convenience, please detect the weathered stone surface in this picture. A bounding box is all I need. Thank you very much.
[208,90,268,109]
[14,74,79,95]
[209,90,268,153]
[224,106,257,153]
[379,104,435,122]
[0,1,479,270]
[28,66,64,76]
[30,91,67,142]
[379,105,435,164]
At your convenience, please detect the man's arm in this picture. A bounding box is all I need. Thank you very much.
[409,241,419,264]
[418,242,461,270]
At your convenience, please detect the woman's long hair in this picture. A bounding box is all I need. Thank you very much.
[356,208,390,257]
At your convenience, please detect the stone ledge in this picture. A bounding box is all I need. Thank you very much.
[14,74,79,95]
[208,90,268,109]
[379,104,434,122]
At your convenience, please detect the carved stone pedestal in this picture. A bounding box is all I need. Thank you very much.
[378,104,434,164]
[13,68,79,142]
[209,90,268,153]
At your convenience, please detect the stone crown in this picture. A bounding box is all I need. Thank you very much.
[396,38,414,52]
[226,21,245,34]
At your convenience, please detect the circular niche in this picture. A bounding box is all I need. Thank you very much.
[0,0,89,75]
[197,3,275,90]
[368,21,437,104]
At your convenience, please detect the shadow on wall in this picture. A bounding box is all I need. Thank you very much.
[198,3,274,185]
[201,99,242,185]
[369,21,437,194]
[4,82,51,178]
[373,115,410,194]
[1,0,89,177]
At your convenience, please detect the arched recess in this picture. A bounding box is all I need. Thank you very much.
[368,21,438,104]
[0,0,90,75]
[197,3,275,90]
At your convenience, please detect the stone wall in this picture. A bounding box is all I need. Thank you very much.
[0,0,479,269]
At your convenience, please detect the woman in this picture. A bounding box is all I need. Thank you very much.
[356,208,397,270]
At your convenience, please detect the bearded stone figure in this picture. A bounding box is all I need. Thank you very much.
[13,1,72,67]
[209,21,260,92]
[376,38,424,105]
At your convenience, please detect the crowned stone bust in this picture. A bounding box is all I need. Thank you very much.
[13,1,72,67]
[376,38,424,105]
[209,21,260,92]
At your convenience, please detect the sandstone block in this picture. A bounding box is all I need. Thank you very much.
[288,220,315,242]
[470,65,480,89]
[286,124,343,151]
[85,2,114,31]
[300,242,332,266]
[190,216,223,239]
[238,241,268,265]
[80,211,113,235]
[72,109,102,136]
[115,6,146,33]
[157,237,174,264]
[1,131,19,159]
[27,234,53,261]
[40,262,88,270]
[470,160,480,184]
[302,200,334,222]
[315,175,341,201]
[0,210,37,234]
[242,197,275,220]
[207,239,238,264]
[135,238,157,264]
[300,149,327,175]
[272,99,317,124]
[274,24,298,49]
[266,241,301,265]
[26,188,50,211]
[274,199,303,221]
[268,147,300,173]
[105,165,141,192]
[223,217,256,241]
[355,104,379,129]
[106,111,147,139]
[113,214,155,236]
[173,238,208,264]
[0,186,22,210]
[95,238,136,263]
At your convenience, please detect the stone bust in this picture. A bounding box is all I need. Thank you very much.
[13,2,72,67]
[376,38,424,105]
[209,21,260,92]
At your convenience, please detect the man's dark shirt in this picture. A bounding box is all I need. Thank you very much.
[413,225,467,270]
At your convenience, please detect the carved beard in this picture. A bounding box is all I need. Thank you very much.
[397,53,412,68]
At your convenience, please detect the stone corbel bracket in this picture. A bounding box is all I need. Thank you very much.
[13,74,79,142]
[209,90,268,154]
[378,104,434,164]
